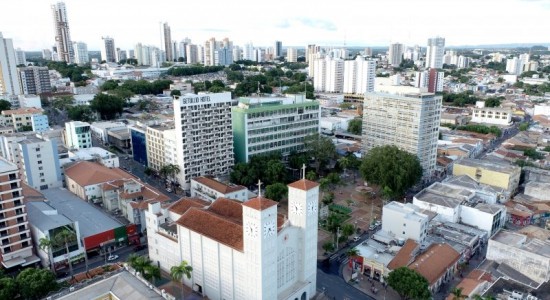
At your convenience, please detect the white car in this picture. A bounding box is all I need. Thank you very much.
[353,236,360,242]
[107,254,119,261]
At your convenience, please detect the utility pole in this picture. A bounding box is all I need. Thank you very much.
[336,227,340,249]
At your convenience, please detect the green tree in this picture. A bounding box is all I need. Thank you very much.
[451,287,466,300]
[0,276,18,300]
[322,242,335,254]
[360,145,422,198]
[484,97,503,108]
[16,268,58,300]
[170,89,181,96]
[387,267,431,300]
[519,123,529,131]
[346,248,359,259]
[306,170,317,181]
[68,105,96,122]
[51,95,74,111]
[161,164,181,192]
[53,228,77,278]
[230,162,258,187]
[170,261,193,300]
[322,192,334,205]
[264,160,287,185]
[127,254,151,274]
[38,237,55,271]
[524,148,544,160]
[90,93,124,120]
[265,183,288,202]
[347,118,362,135]
[0,99,11,113]
[341,223,355,240]
[304,133,337,173]
[144,265,161,284]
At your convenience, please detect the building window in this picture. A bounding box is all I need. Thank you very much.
[37,160,42,164]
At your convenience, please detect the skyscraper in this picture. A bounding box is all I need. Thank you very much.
[51,2,74,63]
[18,67,52,95]
[274,41,282,58]
[163,23,172,62]
[101,37,116,63]
[287,47,298,63]
[72,41,89,65]
[0,32,22,95]
[343,56,376,94]
[388,43,404,67]
[425,37,445,69]
[15,49,26,66]
[362,92,442,178]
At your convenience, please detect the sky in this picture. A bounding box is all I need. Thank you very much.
[1,0,549,51]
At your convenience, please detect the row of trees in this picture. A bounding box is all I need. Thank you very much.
[166,65,224,76]
[442,91,480,107]
[102,79,173,96]
[456,124,502,137]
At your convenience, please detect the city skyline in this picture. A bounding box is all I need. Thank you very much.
[1,0,549,51]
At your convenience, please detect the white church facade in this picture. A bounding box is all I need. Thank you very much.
[145,178,319,300]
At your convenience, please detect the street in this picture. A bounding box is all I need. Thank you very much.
[317,267,375,300]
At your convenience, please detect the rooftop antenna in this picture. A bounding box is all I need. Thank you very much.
[257,179,263,198]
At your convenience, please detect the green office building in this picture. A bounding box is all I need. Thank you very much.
[232,94,321,163]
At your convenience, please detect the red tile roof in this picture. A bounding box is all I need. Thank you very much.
[408,243,461,286]
[209,198,243,222]
[287,179,319,191]
[65,161,135,187]
[192,176,246,194]
[168,197,210,215]
[242,197,278,211]
[388,239,419,270]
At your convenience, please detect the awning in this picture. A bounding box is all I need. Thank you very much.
[2,256,26,268]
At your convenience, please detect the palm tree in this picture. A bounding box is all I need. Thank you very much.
[53,228,77,278]
[143,264,161,285]
[338,156,351,176]
[127,254,151,275]
[451,287,465,300]
[38,237,54,271]
[166,164,181,193]
[170,261,193,300]
[346,248,359,259]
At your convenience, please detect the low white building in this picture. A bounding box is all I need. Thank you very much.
[534,104,550,117]
[63,147,120,168]
[65,121,92,150]
[190,176,248,203]
[18,95,41,109]
[413,182,470,223]
[471,105,512,126]
[320,116,354,132]
[460,203,506,237]
[90,121,127,143]
[381,202,430,243]
[486,230,550,284]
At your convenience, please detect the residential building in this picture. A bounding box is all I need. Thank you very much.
[427,68,444,93]
[0,32,22,95]
[362,92,442,178]
[163,129,178,167]
[163,23,172,62]
[452,158,521,193]
[425,37,445,69]
[444,174,509,203]
[0,159,38,269]
[145,124,173,171]
[186,44,198,64]
[352,239,398,282]
[42,49,52,61]
[381,202,430,243]
[409,243,460,293]
[190,176,248,202]
[274,41,282,58]
[506,57,524,75]
[64,121,91,150]
[173,92,234,190]
[343,56,375,95]
[18,66,52,95]
[215,47,233,66]
[307,45,321,77]
[14,48,26,66]
[287,47,298,63]
[204,38,217,66]
[64,161,132,202]
[101,36,116,63]
[471,104,512,126]
[26,201,83,271]
[145,177,319,300]
[107,128,131,154]
[0,107,46,132]
[388,43,404,67]
[232,94,320,163]
[17,137,63,190]
[460,203,506,237]
[51,2,74,63]
[314,56,344,93]
[486,230,550,285]
[72,41,89,65]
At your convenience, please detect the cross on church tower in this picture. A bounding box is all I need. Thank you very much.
[257,179,263,198]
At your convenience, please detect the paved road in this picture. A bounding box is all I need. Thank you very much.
[317,267,375,300]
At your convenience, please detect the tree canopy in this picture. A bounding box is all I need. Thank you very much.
[304,133,337,173]
[387,267,431,300]
[0,99,11,113]
[484,96,504,108]
[90,94,124,120]
[166,65,224,76]
[68,105,96,122]
[347,118,362,135]
[16,268,59,300]
[265,183,288,202]
[360,145,422,197]
[229,153,288,187]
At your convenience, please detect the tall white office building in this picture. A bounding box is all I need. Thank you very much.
[243,43,255,61]
[72,42,89,65]
[173,92,234,190]
[204,38,217,66]
[362,92,442,178]
[343,56,376,94]
[65,121,92,150]
[232,46,242,62]
[506,57,524,75]
[388,43,404,67]
[15,49,26,66]
[0,32,21,95]
[313,56,344,93]
[51,2,74,63]
[425,37,445,69]
[101,36,116,63]
[287,47,298,63]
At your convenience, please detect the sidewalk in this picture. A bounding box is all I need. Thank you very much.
[341,265,401,300]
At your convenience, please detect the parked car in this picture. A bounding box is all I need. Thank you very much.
[353,236,360,242]
[166,188,173,193]
[369,225,376,231]
[107,254,119,261]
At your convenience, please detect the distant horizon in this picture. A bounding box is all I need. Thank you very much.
[1,0,549,51]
